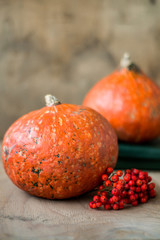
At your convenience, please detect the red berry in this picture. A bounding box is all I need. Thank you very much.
[125,199,131,204]
[131,200,138,206]
[104,203,111,210]
[116,170,123,177]
[112,182,117,188]
[89,201,94,208]
[116,184,123,190]
[123,199,128,204]
[139,172,145,180]
[119,199,126,205]
[130,186,136,191]
[132,169,139,175]
[149,189,156,198]
[145,178,148,184]
[138,192,144,198]
[124,183,130,190]
[119,203,124,209]
[96,202,102,208]
[136,187,141,193]
[99,185,105,190]
[143,171,148,178]
[125,169,131,174]
[148,183,155,190]
[100,191,107,197]
[131,175,137,181]
[92,203,97,208]
[112,174,119,182]
[112,195,119,203]
[104,180,112,187]
[142,179,147,184]
[128,180,135,186]
[93,195,100,203]
[102,174,108,181]
[140,197,147,203]
[136,179,142,186]
[89,201,97,208]
[130,194,136,202]
[106,167,113,175]
[147,176,152,182]
[100,195,108,204]
[118,179,125,185]
[144,195,149,201]
[119,199,126,209]
[141,184,147,192]
[143,191,148,196]
[118,195,122,201]
[134,193,138,200]
[112,203,119,210]
[128,190,134,196]
[121,190,127,197]
[109,197,114,204]
[124,174,131,182]
[111,188,120,196]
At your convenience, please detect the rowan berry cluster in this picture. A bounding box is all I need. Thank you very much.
[89,167,156,210]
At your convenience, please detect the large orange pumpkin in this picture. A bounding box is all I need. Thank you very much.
[2,95,118,199]
[83,53,160,143]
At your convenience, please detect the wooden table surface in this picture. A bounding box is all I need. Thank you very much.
[0,143,160,240]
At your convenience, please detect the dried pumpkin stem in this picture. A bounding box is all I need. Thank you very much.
[45,94,61,107]
[120,52,132,68]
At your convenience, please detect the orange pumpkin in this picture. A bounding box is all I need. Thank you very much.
[2,95,118,199]
[83,53,160,143]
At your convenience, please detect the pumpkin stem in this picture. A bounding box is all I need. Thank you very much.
[120,53,132,68]
[45,95,61,106]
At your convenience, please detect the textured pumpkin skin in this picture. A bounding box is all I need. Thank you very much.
[83,68,160,142]
[2,104,118,199]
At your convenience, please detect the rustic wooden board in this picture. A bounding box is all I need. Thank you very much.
[0,143,160,240]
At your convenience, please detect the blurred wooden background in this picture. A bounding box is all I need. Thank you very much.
[0,0,160,139]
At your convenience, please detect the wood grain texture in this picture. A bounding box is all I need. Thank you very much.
[0,143,160,240]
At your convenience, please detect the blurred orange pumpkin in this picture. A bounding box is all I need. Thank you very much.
[83,53,160,143]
